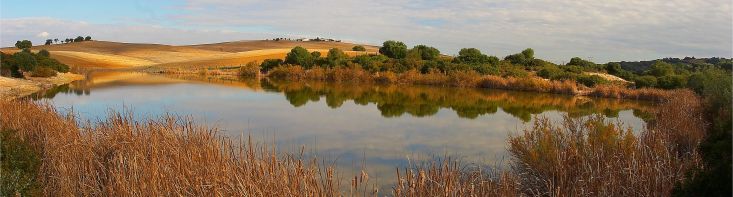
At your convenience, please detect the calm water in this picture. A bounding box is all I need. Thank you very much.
[32,71,655,190]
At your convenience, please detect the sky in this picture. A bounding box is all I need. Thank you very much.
[1,0,731,63]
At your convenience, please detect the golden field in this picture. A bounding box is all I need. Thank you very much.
[0,40,378,69]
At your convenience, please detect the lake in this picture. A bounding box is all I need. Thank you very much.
[31,71,655,191]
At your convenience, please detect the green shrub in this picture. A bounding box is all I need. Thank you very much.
[379,40,407,59]
[576,75,608,87]
[1,129,41,196]
[260,59,283,72]
[285,46,314,68]
[30,66,57,77]
[13,51,37,72]
[658,75,687,89]
[634,75,658,88]
[352,45,366,51]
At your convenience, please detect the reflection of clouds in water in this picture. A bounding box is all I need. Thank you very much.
[41,72,652,192]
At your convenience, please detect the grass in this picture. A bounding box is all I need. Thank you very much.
[263,66,678,101]
[395,89,705,196]
[0,99,372,196]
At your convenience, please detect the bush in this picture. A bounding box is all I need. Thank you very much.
[238,61,260,78]
[1,129,41,196]
[657,75,687,89]
[260,59,283,72]
[13,51,37,72]
[576,75,608,87]
[326,48,347,68]
[37,49,50,57]
[634,75,658,88]
[352,45,366,51]
[379,40,408,59]
[30,66,57,77]
[285,46,314,68]
[310,51,321,58]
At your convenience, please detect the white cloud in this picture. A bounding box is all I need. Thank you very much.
[2,0,730,62]
[36,31,49,38]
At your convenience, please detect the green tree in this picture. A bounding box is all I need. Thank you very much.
[74,36,84,42]
[352,45,366,51]
[44,39,53,45]
[634,75,658,88]
[454,48,497,66]
[260,59,283,72]
[13,51,37,71]
[14,40,32,49]
[605,62,622,74]
[84,36,92,41]
[37,49,50,57]
[410,45,440,60]
[504,48,535,66]
[311,51,321,58]
[326,48,347,68]
[285,46,314,68]
[647,61,674,77]
[379,40,407,59]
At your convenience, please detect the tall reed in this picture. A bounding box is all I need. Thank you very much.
[0,100,373,196]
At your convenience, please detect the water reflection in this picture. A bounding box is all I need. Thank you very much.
[30,71,656,191]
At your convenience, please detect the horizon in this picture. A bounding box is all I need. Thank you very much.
[1,0,731,63]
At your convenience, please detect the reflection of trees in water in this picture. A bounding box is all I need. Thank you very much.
[263,79,656,121]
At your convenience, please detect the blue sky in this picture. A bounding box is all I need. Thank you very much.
[1,0,731,63]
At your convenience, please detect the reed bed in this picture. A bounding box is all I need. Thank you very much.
[0,100,375,196]
[395,89,705,196]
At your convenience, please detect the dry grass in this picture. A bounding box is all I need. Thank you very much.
[589,85,674,101]
[395,89,705,196]
[0,99,375,196]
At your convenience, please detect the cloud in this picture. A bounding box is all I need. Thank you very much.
[1,0,730,62]
[0,17,276,47]
[174,0,732,62]
[36,31,49,38]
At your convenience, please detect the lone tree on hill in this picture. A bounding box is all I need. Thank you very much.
[15,40,32,49]
[85,36,92,41]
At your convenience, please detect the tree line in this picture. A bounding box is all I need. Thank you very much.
[1,40,71,78]
[44,36,92,45]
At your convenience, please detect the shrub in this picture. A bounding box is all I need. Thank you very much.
[375,71,397,84]
[260,59,283,72]
[285,46,314,68]
[30,66,56,77]
[310,51,321,58]
[352,45,366,51]
[657,75,687,89]
[634,75,658,88]
[576,75,608,87]
[13,51,37,71]
[267,65,305,80]
[326,48,347,68]
[37,49,50,57]
[238,61,260,78]
[1,129,41,196]
[410,45,440,60]
[379,40,408,59]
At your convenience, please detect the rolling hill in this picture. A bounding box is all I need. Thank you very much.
[0,40,379,69]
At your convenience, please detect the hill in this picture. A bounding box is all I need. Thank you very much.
[0,40,379,69]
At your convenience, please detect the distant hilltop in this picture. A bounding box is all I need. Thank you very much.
[268,37,341,42]
[611,57,732,74]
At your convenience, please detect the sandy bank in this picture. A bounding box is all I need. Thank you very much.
[0,73,85,100]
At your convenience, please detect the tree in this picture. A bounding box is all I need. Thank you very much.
[504,48,535,66]
[45,39,53,45]
[84,36,92,41]
[605,62,622,74]
[352,45,366,51]
[410,45,440,60]
[54,38,59,44]
[15,40,32,49]
[13,51,38,71]
[326,48,347,67]
[285,46,314,68]
[37,49,50,57]
[260,59,283,72]
[454,48,497,65]
[634,75,658,88]
[310,51,321,58]
[647,61,674,77]
[379,40,407,59]
[74,36,84,42]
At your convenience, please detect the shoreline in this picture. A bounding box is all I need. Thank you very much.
[0,72,85,100]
